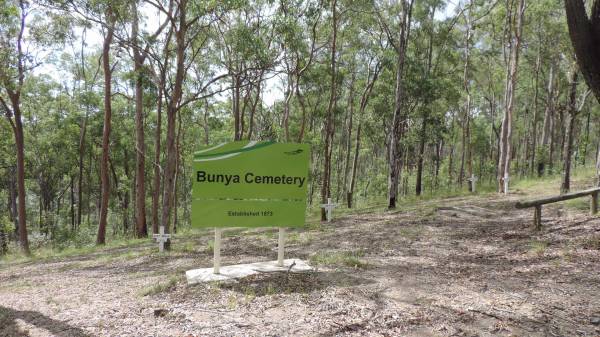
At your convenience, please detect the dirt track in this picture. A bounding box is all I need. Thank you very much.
[1,188,600,336]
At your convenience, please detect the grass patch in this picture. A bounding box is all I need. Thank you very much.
[580,235,600,250]
[310,250,367,269]
[139,275,180,297]
[95,249,147,263]
[398,225,424,240]
[0,279,33,291]
[1,236,150,265]
[172,240,196,254]
[565,198,590,211]
[205,240,214,254]
[529,240,549,256]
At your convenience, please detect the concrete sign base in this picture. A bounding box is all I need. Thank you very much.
[186,258,313,284]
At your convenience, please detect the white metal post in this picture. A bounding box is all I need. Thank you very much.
[214,227,222,274]
[277,227,285,267]
[504,175,510,195]
[327,197,333,222]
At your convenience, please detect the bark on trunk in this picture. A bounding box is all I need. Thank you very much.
[498,0,525,194]
[97,7,116,245]
[1,1,30,253]
[564,0,600,103]
[530,45,541,175]
[342,72,355,199]
[347,63,380,208]
[561,70,579,194]
[132,2,147,238]
[321,0,338,221]
[388,0,414,209]
[14,104,29,253]
[161,0,187,248]
[539,63,556,176]
[415,119,426,196]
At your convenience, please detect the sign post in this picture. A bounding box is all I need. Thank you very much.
[188,141,311,281]
[277,227,285,267]
[214,228,222,274]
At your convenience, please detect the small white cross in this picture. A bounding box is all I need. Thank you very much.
[467,174,478,192]
[153,226,171,252]
[503,175,510,194]
[320,197,337,222]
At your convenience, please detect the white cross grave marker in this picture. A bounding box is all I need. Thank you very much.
[153,226,171,253]
[321,197,337,222]
[503,175,510,195]
[468,174,478,193]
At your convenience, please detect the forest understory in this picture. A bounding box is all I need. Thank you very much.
[1,178,600,337]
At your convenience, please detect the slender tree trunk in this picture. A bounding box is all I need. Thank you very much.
[582,106,591,165]
[173,111,183,234]
[296,78,308,142]
[8,169,18,240]
[14,105,29,253]
[77,32,89,231]
[132,2,147,238]
[561,70,579,194]
[539,63,555,176]
[348,122,361,208]
[530,44,541,175]
[283,74,293,142]
[498,0,525,194]
[247,71,264,140]
[70,175,75,231]
[232,74,242,141]
[415,119,427,196]
[97,8,116,245]
[321,0,338,221]
[152,87,163,235]
[1,1,29,254]
[461,4,472,189]
[0,224,6,255]
[388,0,413,209]
[342,72,355,200]
[347,63,379,208]
[161,0,187,249]
[596,144,600,186]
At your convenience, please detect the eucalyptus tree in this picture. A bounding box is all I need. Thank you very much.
[213,0,277,141]
[129,0,170,238]
[58,0,131,244]
[275,0,322,142]
[145,0,237,248]
[375,0,414,209]
[0,0,30,253]
[564,0,600,185]
[561,66,592,193]
[497,0,525,194]
[320,0,339,220]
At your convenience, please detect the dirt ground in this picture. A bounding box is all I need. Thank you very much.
[1,185,600,336]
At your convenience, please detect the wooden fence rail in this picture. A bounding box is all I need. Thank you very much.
[515,187,600,230]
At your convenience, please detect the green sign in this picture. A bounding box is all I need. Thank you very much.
[191,141,310,228]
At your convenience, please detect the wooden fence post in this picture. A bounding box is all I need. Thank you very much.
[591,192,598,215]
[534,205,542,231]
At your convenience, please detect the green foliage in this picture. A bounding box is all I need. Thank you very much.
[139,275,180,297]
[0,0,598,257]
[310,250,367,269]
